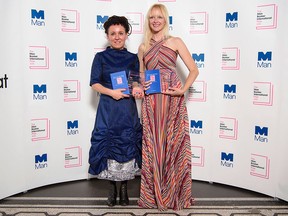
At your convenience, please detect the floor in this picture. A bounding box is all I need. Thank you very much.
[2,176,287,206]
[1,177,288,216]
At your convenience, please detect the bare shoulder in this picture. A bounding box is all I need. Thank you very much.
[165,36,185,51]
[138,43,145,52]
[167,36,183,44]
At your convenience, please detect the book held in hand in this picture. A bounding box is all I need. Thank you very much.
[110,71,129,94]
[145,69,161,94]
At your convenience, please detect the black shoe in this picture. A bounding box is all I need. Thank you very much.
[106,181,117,207]
[119,181,129,206]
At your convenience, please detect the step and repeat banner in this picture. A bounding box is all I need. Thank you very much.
[1,0,287,201]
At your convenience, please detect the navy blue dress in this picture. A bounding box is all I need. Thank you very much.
[88,47,142,178]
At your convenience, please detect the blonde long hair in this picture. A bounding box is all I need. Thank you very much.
[143,4,170,52]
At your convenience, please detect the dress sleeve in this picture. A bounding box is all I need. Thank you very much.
[90,53,102,86]
[133,55,140,73]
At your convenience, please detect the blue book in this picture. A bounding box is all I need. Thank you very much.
[145,69,161,94]
[110,71,130,94]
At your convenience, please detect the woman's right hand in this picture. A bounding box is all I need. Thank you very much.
[111,89,129,100]
[143,80,152,93]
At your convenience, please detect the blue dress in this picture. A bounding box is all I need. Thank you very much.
[88,47,142,181]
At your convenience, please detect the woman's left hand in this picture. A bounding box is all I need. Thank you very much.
[132,86,144,99]
[163,87,185,96]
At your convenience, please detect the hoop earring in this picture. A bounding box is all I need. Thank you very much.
[128,23,132,36]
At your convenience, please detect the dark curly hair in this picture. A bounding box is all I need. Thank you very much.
[103,15,132,35]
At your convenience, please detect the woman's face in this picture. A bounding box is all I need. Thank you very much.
[149,7,166,33]
[107,24,128,50]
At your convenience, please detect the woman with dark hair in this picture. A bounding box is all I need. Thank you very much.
[88,15,143,207]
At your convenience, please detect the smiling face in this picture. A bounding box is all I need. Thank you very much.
[148,7,166,34]
[107,24,128,50]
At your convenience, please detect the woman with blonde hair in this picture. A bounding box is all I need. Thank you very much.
[138,3,199,211]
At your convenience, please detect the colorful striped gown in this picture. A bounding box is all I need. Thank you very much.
[138,38,193,211]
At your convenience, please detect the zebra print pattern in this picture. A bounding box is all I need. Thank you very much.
[138,38,193,211]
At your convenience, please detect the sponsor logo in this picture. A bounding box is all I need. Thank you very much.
[96,15,109,30]
[190,120,203,134]
[67,120,79,135]
[257,51,272,68]
[31,9,45,26]
[126,12,144,34]
[223,84,236,100]
[33,84,47,100]
[225,12,238,28]
[0,74,8,89]
[256,4,278,30]
[31,118,50,141]
[64,80,81,102]
[192,53,205,68]
[219,117,238,140]
[192,146,205,167]
[65,146,82,168]
[190,12,209,34]
[253,82,273,106]
[29,46,49,69]
[251,154,270,179]
[221,152,234,168]
[169,16,173,31]
[35,153,48,169]
[65,52,78,67]
[222,47,240,70]
[254,126,268,142]
[61,9,80,32]
[188,81,207,102]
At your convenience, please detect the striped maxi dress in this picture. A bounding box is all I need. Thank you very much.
[138,38,193,211]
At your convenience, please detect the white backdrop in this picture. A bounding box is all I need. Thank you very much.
[1,0,287,202]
